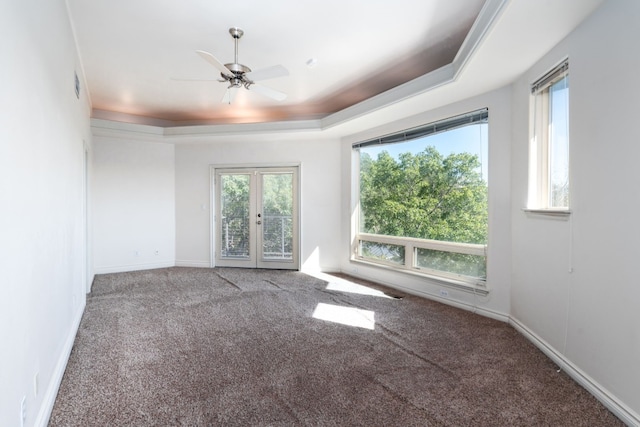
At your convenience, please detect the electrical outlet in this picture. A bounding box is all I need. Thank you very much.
[439,289,449,297]
[20,396,26,427]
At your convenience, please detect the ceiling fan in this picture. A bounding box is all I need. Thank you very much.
[196,27,289,104]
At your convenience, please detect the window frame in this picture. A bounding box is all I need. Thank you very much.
[353,233,487,288]
[351,110,489,292]
[527,59,570,214]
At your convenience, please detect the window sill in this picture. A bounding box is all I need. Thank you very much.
[351,258,489,296]
[522,208,571,218]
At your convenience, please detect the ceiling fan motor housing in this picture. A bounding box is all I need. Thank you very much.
[196,26,288,100]
[224,63,251,74]
[224,27,252,87]
[229,27,244,39]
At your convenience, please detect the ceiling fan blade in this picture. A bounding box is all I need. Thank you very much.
[196,50,231,76]
[245,65,289,82]
[221,87,238,104]
[250,84,287,101]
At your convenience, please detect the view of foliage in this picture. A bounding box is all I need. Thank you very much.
[261,174,293,258]
[262,174,293,218]
[220,173,293,259]
[359,146,488,245]
[359,145,488,278]
[220,174,250,257]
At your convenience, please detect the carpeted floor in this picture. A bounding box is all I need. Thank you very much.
[49,267,623,426]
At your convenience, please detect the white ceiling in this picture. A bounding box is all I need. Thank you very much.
[67,0,487,126]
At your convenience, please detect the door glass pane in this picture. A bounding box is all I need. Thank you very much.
[261,173,293,260]
[220,174,250,258]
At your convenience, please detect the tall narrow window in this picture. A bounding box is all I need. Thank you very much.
[529,60,570,210]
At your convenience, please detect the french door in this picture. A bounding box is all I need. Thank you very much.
[214,167,299,269]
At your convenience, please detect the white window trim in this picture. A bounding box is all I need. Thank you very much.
[527,59,570,215]
[352,233,487,290]
[352,257,489,296]
[522,208,571,218]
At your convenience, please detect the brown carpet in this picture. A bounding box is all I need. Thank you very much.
[49,267,622,426]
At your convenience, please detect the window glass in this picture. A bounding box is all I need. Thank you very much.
[359,124,488,245]
[220,174,250,258]
[359,241,405,266]
[529,60,570,210]
[416,248,486,278]
[355,114,488,283]
[548,76,569,208]
[262,173,294,260]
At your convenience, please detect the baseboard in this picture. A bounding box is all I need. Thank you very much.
[87,273,96,293]
[175,260,211,268]
[35,299,86,427]
[510,317,640,427]
[94,261,175,274]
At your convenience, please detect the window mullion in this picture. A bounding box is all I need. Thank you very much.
[405,241,415,269]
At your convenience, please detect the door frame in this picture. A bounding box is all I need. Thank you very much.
[209,163,301,270]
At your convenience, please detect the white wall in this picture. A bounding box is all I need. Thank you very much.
[0,0,92,425]
[340,87,513,321]
[92,137,175,273]
[510,0,640,422]
[174,136,342,272]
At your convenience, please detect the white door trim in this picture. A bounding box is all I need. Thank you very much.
[210,164,301,270]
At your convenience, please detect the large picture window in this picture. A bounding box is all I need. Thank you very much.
[353,109,488,287]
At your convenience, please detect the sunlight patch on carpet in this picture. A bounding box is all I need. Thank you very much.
[307,272,395,299]
[312,303,375,330]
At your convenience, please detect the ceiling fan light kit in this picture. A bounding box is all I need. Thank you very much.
[196,27,289,103]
